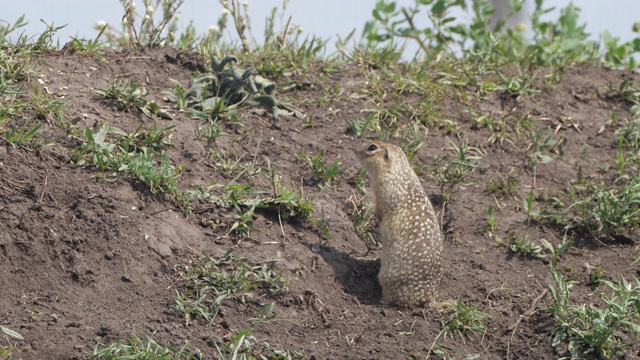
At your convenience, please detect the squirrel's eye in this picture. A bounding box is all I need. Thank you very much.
[367,144,378,151]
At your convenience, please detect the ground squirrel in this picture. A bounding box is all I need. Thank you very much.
[356,141,443,308]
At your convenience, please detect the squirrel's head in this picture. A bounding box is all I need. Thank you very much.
[356,141,402,177]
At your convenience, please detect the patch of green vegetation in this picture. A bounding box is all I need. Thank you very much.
[1,17,65,52]
[525,127,564,170]
[531,168,640,240]
[2,118,43,149]
[207,148,255,177]
[173,249,290,324]
[540,235,573,267]
[604,80,640,106]
[566,175,640,239]
[400,123,425,160]
[0,49,63,149]
[441,300,491,343]
[89,329,197,360]
[366,0,579,67]
[494,68,541,100]
[260,160,315,222]
[520,126,640,240]
[586,267,606,289]
[219,0,327,78]
[1,325,23,357]
[297,146,346,188]
[171,54,303,122]
[349,195,380,250]
[214,328,303,360]
[191,160,314,236]
[74,122,183,194]
[431,135,485,203]
[548,266,640,359]
[427,298,490,356]
[96,79,173,120]
[506,230,545,260]
[346,115,376,138]
[488,206,572,263]
[484,175,521,197]
[63,24,108,59]
[194,118,227,146]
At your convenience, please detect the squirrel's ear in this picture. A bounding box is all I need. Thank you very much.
[384,148,389,160]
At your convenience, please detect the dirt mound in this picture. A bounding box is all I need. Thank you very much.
[2,47,640,359]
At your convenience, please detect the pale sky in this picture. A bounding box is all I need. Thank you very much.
[2,0,639,52]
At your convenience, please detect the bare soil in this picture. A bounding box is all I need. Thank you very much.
[1,47,640,359]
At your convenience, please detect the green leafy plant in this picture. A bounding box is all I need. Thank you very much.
[526,127,564,170]
[259,161,315,222]
[192,163,314,235]
[602,29,640,69]
[346,115,376,138]
[176,55,302,121]
[28,84,64,123]
[194,118,227,146]
[63,24,108,58]
[507,230,545,260]
[228,203,257,238]
[540,235,573,266]
[486,205,508,249]
[586,268,606,289]
[494,68,541,99]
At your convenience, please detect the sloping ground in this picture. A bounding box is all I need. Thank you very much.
[1,47,640,359]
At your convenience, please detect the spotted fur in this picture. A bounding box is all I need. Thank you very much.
[356,141,443,308]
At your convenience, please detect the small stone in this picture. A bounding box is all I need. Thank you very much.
[97,326,112,336]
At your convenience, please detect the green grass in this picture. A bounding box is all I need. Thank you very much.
[189,160,315,236]
[74,123,183,195]
[442,300,491,343]
[2,119,43,149]
[1,325,23,357]
[431,134,485,203]
[528,173,640,240]
[173,249,290,324]
[297,146,346,188]
[214,328,303,360]
[89,330,197,360]
[484,175,521,197]
[548,266,640,359]
[95,79,173,120]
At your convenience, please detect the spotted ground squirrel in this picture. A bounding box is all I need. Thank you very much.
[356,141,443,308]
